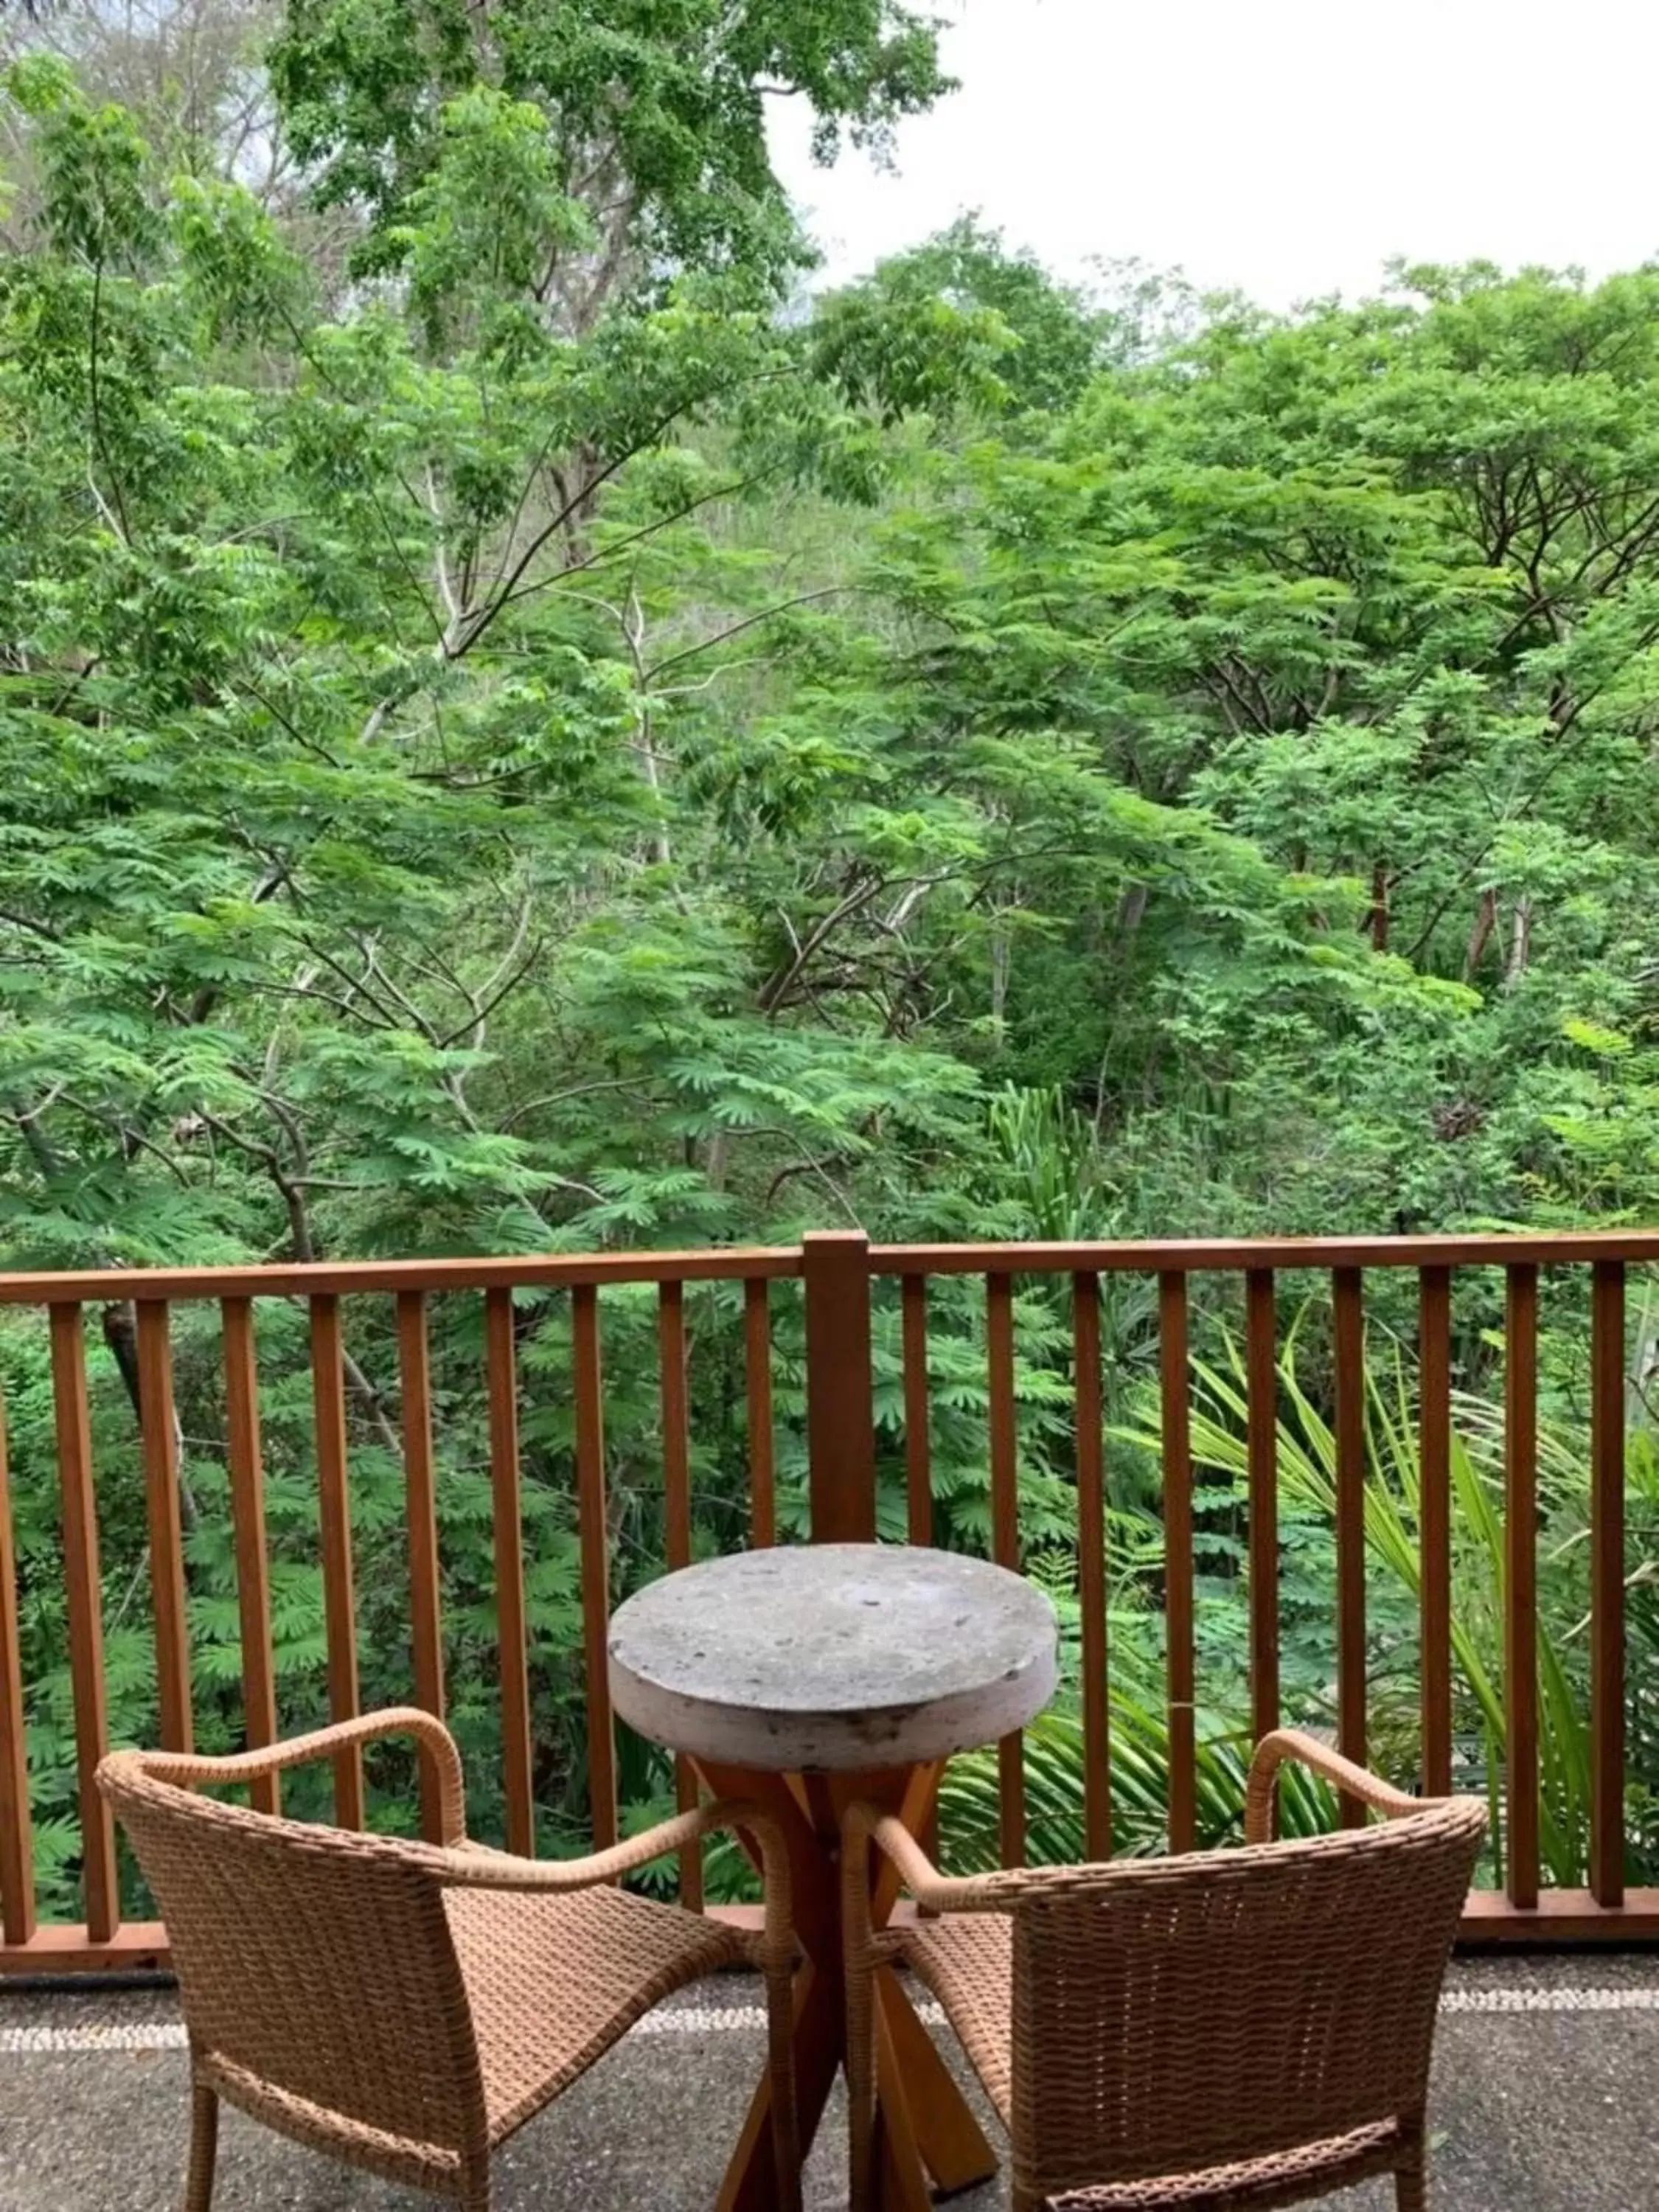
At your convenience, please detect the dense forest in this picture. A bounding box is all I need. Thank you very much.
[2,0,1657,1910]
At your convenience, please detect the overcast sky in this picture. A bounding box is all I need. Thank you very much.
[769,0,1659,308]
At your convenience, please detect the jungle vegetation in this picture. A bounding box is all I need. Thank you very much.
[2,0,1657,1907]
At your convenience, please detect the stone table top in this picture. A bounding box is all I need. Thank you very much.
[607,1543,1057,1772]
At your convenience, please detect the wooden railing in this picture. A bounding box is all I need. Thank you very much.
[0,1228,1652,1970]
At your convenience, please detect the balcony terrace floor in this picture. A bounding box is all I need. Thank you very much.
[2,1953,1655,2211]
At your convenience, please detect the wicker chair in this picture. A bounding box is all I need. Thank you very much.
[98,1708,800,2212]
[844,1729,1486,2212]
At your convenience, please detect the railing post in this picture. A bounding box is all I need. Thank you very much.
[745,1279,777,1549]
[987,1272,1025,1864]
[49,1304,116,1942]
[1590,1260,1626,1906]
[1158,1271,1196,1854]
[485,1287,535,1858]
[1505,1263,1540,1910]
[0,1380,35,1947]
[804,1229,875,1543]
[1332,1267,1368,1825]
[1244,1270,1280,1761]
[1074,1273,1110,1862]
[136,1302,193,1757]
[307,1295,364,1830]
[572,1284,618,1852]
[397,1291,447,1846]
[1418,1267,1453,1798]
[222,1298,279,1816]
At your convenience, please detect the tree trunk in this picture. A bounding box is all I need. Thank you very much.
[1366,861,1391,953]
[1464,887,1498,980]
[990,921,1010,1038]
[1503,893,1534,990]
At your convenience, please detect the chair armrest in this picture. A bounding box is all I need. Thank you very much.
[841,1804,978,1915]
[110,1708,467,1846]
[436,1800,796,1969]
[1245,1728,1422,1845]
[840,1800,1013,1986]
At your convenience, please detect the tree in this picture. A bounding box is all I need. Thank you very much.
[818,214,1107,415]
[0,15,987,1272]
[269,0,949,302]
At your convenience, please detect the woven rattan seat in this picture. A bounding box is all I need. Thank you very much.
[903,1915,1015,2114]
[99,1708,801,2212]
[844,1730,1486,2212]
[447,1877,743,2139]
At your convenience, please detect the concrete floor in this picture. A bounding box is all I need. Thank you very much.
[2,1955,1656,2211]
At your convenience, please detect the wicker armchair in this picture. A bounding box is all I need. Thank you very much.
[98,1708,800,2212]
[844,1729,1486,2212]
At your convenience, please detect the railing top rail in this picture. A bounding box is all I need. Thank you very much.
[869,1231,1659,1275]
[0,1248,804,1307]
[2,1228,1657,1309]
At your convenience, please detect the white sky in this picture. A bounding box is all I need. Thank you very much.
[770,0,1659,308]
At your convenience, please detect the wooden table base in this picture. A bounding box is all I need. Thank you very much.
[695,1757,998,2212]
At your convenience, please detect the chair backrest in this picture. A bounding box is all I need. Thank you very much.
[100,1753,485,2165]
[1006,1798,1485,2203]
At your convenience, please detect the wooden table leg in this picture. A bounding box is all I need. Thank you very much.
[834,1767,995,2200]
[697,1764,838,2212]
[876,1967,997,2194]
[872,1989,933,2212]
[696,1757,998,2212]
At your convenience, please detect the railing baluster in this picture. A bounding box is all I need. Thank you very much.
[574,1284,618,1851]
[1506,1263,1540,1909]
[1590,1259,1626,1907]
[1245,1270,1279,1770]
[1158,1272,1195,1854]
[902,1274,933,1548]
[222,1300,279,1815]
[397,1291,447,1844]
[744,1278,776,1549]
[484,1287,535,1857]
[0,1377,35,1947]
[135,1302,192,1756]
[1074,1272,1110,1860]
[1419,1267,1453,1797]
[987,1273,1024,1866]
[49,1304,116,1942]
[658,1283,703,1910]
[902,1274,942,1861]
[308,1295,363,1829]
[1332,1267,1367,1824]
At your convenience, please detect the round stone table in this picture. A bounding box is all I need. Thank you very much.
[608,1545,1057,2212]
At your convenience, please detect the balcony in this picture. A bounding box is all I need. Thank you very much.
[0,1231,1655,2207]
